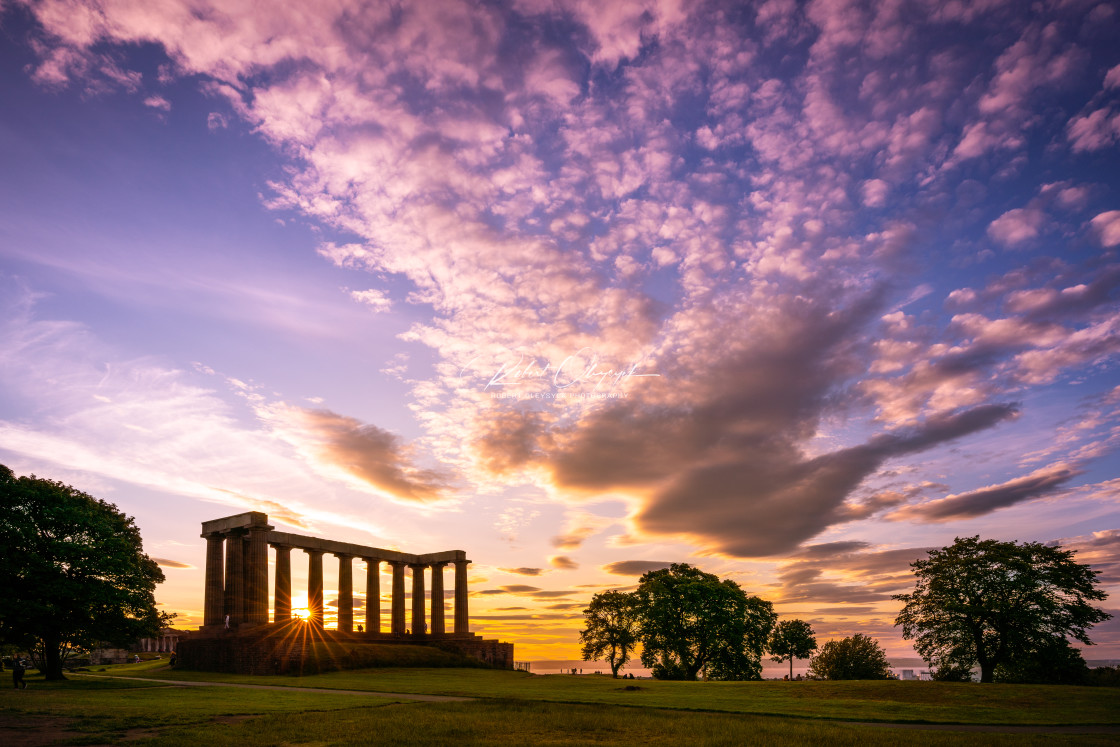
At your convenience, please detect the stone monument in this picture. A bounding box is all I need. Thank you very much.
[176,511,513,673]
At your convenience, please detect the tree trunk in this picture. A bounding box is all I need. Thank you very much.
[42,633,66,681]
[979,661,994,683]
[790,658,794,680]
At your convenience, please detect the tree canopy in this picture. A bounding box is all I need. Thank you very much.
[768,619,817,679]
[807,634,891,680]
[634,563,776,681]
[579,590,640,678]
[893,536,1110,683]
[0,465,165,679]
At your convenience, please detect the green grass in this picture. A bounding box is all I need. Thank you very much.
[3,665,1118,745]
[2,685,1115,746]
[105,665,1120,725]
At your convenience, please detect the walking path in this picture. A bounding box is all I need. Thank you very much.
[71,673,472,702]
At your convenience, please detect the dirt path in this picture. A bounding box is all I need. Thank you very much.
[849,721,1120,734]
[71,673,472,701]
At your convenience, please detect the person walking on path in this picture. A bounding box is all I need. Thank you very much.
[12,658,26,689]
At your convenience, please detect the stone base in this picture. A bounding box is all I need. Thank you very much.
[176,621,514,675]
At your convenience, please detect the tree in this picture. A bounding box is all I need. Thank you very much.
[768,619,817,680]
[0,465,165,680]
[893,536,1111,683]
[579,590,640,677]
[994,637,1090,685]
[634,563,776,681]
[807,634,891,680]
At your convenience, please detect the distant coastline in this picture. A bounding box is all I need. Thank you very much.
[528,658,1120,678]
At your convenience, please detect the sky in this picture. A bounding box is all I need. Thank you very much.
[1,0,1119,663]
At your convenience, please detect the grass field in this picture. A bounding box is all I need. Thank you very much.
[2,662,1118,745]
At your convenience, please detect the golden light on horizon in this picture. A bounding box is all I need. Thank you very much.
[293,608,312,621]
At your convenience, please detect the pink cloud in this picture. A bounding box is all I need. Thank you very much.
[1091,211,1120,247]
[1105,63,1120,90]
[987,207,1046,247]
[259,404,451,503]
[860,178,888,207]
[1067,108,1120,152]
[143,94,171,111]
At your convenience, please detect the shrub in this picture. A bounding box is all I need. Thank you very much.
[807,634,891,680]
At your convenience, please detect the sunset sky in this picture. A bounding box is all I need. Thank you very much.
[2,0,1119,663]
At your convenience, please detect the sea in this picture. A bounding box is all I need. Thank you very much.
[527,658,1120,679]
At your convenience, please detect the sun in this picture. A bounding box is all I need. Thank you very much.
[292,608,312,621]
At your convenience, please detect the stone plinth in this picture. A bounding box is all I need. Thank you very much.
[176,621,513,675]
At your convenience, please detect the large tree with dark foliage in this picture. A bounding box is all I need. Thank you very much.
[894,536,1110,683]
[0,465,165,680]
[579,589,640,677]
[634,563,776,681]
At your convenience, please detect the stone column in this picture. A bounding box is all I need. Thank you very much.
[202,532,225,626]
[430,562,447,635]
[336,554,354,632]
[272,545,292,622]
[364,559,380,633]
[390,561,406,635]
[409,563,426,635]
[307,550,325,627]
[245,526,270,625]
[454,559,470,635]
[223,530,245,626]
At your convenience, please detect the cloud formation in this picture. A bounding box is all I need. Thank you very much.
[601,560,673,576]
[260,405,450,504]
[7,0,1119,570]
[888,463,1082,523]
[151,557,191,569]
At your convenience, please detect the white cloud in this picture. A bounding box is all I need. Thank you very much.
[349,289,392,313]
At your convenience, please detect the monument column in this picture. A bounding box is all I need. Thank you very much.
[223,530,245,626]
[336,554,354,632]
[390,561,406,635]
[245,525,270,625]
[430,562,447,635]
[272,545,292,622]
[454,559,470,635]
[364,559,380,633]
[307,550,325,627]
[409,563,426,635]
[202,532,224,626]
